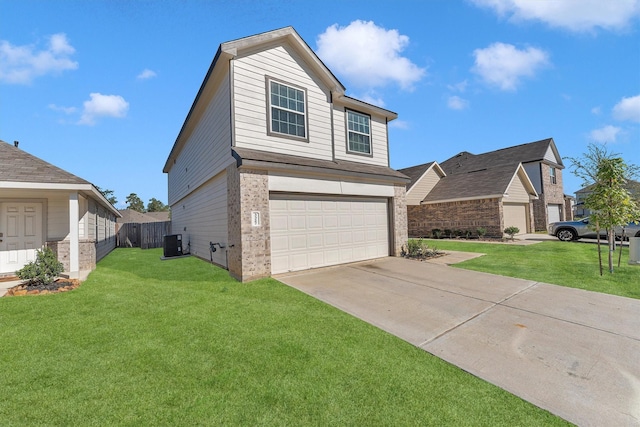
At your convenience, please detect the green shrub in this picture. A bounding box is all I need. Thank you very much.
[444,229,453,238]
[16,247,64,286]
[477,227,487,238]
[504,226,520,240]
[431,229,442,239]
[401,239,443,259]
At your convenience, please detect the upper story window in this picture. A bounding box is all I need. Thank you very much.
[347,110,371,155]
[268,79,307,139]
[550,166,557,184]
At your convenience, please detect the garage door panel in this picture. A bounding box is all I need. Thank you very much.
[504,203,528,235]
[270,195,389,274]
[548,204,561,224]
[324,232,339,246]
[308,215,323,229]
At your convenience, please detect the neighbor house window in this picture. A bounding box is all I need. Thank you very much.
[550,167,557,184]
[347,110,371,155]
[268,79,306,139]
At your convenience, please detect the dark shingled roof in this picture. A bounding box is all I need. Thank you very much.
[117,209,170,224]
[232,147,409,183]
[0,140,90,185]
[398,162,435,190]
[440,138,562,176]
[423,164,521,202]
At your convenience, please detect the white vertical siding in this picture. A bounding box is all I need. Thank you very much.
[233,44,333,160]
[406,167,442,205]
[168,69,234,206]
[170,173,228,267]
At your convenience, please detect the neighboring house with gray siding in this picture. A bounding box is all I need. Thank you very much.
[164,27,409,282]
[0,140,120,278]
[575,179,640,218]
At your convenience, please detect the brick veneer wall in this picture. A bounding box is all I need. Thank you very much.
[407,198,503,238]
[392,185,408,256]
[227,166,271,282]
[47,239,96,273]
[533,164,567,231]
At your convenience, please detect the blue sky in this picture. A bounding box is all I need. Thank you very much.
[1,0,639,209]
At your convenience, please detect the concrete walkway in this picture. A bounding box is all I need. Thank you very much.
[277,256,640,426]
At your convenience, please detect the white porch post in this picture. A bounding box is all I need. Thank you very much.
[69,192,79,278]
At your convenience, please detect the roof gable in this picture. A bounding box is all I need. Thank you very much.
[440,138,563,176]
[164,27,399,172]
[422,163,536,204]
[398,162,446,191]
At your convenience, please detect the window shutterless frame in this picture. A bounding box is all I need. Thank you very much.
[265,76,308,142]
[345,109,372,156]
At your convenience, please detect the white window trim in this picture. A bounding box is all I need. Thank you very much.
[265,76,308,142]
[345,109,373,157]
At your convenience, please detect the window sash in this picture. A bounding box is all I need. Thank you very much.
[347,111,371,154]
[269,81,306,138]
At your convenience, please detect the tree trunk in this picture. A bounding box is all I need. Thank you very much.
[608,228,615,273]
[596,224,603,276]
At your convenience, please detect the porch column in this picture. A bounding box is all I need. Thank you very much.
[69,192,79,278]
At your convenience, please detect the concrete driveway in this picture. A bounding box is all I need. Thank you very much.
[277,256,640,426]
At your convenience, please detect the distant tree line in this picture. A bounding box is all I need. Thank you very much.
[96,187,169,213]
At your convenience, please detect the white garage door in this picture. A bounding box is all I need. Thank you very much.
[503,203,528,235]
[548,204,562,224]
[270,195,389,274]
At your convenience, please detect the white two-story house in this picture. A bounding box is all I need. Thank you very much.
[163,27,409,282]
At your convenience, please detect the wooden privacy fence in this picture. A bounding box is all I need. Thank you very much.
[117,221,171,249]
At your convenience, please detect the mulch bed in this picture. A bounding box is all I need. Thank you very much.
[4,279,81,297]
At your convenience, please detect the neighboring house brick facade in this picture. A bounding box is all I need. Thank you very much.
[401,138,565,237]
[164,28,409,282]
[0,141,120,278]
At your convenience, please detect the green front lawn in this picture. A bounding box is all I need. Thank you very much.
[0,248,567,426]
[422,239,640,299]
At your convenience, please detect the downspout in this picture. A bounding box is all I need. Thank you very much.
[229,59,235,148]
[330,91,335,161]
[386,117,390,168]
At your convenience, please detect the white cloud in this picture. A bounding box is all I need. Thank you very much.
[358,92,386,108]
[470,0,640,32]
[0,33,78,84]
[472,42,550,91]
[137,68,157,80]
[389,120,409,130]
[447,80,468,93]
[79,93,129,125]
[613,94,640,122]
[589,125,621,143]
[447,95,470,110]
[591,106,602,115]
[48,103,77,114]
[316,20,426,91]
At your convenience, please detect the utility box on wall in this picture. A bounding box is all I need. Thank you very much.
[163,234,183,258]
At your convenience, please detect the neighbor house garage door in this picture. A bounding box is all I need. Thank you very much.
[503,203,528,235]
[270,195,389,274]
[548,204,562,224]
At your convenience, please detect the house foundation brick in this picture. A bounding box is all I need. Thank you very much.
[46,239,96,273]
[227,166,271,282]
[392,185,408,256]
